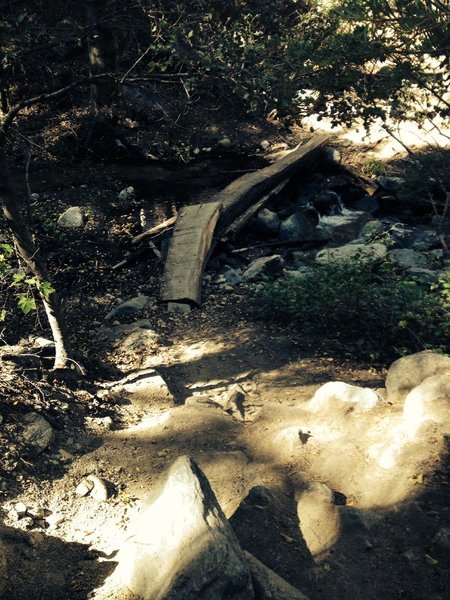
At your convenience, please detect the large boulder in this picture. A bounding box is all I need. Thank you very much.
[402,374,450,434]
[317,210,373,245]
[308,382,381,414]
[315,242,387,264]
[387,248,429,270]
[385,351,450,404]
[114,456,254,600]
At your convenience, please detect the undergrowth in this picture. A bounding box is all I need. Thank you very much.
[253,258,450,362]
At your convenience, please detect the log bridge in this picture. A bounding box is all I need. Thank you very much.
[156,133,331,308]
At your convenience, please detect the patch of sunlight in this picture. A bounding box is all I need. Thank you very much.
[171,339,230,365]
[301,113,450,159]
[124,410,173,433]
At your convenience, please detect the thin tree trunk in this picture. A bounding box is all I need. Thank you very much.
[0,149,72,370]
[87,0,118,107]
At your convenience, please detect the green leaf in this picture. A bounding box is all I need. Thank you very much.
[39,281,55,299]
[425,554,438,566]
[0,308,6,321]
[17,295,36,315]
[0,243,13,257]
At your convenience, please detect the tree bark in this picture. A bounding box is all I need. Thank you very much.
[86,0,118,107]
[0,149,72,370]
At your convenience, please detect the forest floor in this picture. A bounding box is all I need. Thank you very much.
[0,123,449,599]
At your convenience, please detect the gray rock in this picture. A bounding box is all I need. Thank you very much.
[0,539,6,596]
[260,140,271,150]
[105,295,149,320]
[57,206,85,228]
[223,266,244,285]
[387,248,429,270]
[96,320,161,368]
[353,195,380,214]
[317,210,373,245]
[360,219,386,241]
[118,186,135,202]
[254,209,280,236]
[21,413,54,454]
[385,350,450,404]
[115,455,254,599]
[244,552,309,600]
[86,474,109,501]
[243,255,284,282]
[315,242,387,264]
[296,482,340,556]
[216,138,233,151]
[279,210,319,242]
[377,176,405,191]
[75,478,94,497]
[403,374,450,433]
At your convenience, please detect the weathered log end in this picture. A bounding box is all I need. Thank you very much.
[160,202,221,306]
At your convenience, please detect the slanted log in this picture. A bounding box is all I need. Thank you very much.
[160,202,221,306]
[131,215,177,245]
[215,133,330,234]
[221,179,288,242]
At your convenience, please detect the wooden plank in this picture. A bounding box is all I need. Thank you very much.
[160,202,221,306]
[214,133,330,234]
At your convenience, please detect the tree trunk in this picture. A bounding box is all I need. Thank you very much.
[86,0,118,107]
[0,150,72,370]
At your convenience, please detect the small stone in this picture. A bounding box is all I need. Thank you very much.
[46,514,65,529]
[118,186,135,202]
[21,413,54,454]
[75,478,94,497]
[260,140,271,150]
[14,502,28,518]
[57,449,75,462]
[57,206,85,228]
[216,138,233,150]
[86,474,109,501]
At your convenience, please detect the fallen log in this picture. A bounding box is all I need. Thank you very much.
[220,179,288,242]
[131,215,177,245]
[160,202,221,306]
[215,133,330,235]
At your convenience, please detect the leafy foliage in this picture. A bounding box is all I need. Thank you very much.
[0,243,55,319]
[254,258,450,361]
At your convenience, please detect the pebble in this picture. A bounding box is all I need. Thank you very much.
[86,474,109,501]
[14,502,28,518]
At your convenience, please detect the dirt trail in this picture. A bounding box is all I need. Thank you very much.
[1,294,448,600]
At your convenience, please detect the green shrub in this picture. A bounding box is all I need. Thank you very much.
[253,258,450,361]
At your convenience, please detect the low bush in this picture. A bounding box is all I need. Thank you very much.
[253,258,450,361]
